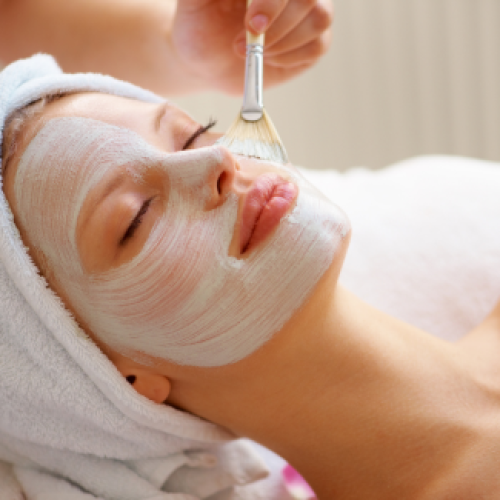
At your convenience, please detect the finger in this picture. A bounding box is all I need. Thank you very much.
[265,0,333,56]
[264,0,319,48]
[233,34,247,58]
[245,0,288,35]
[235,0,332,57]
[264,30,331,67]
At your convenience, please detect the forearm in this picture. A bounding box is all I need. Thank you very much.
[0,0,199,95]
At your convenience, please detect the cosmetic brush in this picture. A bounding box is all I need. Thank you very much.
[217,0,289,164]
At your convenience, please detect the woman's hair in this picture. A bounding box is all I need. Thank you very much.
[2,94,64,176]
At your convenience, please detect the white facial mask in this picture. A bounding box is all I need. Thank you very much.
[14,117,349,366]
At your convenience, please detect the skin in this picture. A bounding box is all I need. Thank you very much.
[0,0,333,95]
[5,93,500,499]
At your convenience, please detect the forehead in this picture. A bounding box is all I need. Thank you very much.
[38,92,185,156]
[40,92,159,130]
[3,93,147,205]
[4,92,169,186]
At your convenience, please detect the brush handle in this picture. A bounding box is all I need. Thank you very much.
[245,0,264,46]
[241,0,264,121]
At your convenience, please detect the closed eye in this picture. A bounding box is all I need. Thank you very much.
[182,118,217,150]
[120,197,154,245]
[118,119,216,246]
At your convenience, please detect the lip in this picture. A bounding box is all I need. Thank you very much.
[240,173,298,254]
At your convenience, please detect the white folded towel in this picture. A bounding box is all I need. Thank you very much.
[0,55,273,500]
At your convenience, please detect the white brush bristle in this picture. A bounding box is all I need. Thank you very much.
[216,109,289,164]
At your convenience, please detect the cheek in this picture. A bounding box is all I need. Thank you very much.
[125,222,211,318]
[78,191,238,333]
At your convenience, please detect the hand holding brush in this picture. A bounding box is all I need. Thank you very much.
[217,0,289,164]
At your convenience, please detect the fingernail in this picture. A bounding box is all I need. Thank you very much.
[249,14,269,34]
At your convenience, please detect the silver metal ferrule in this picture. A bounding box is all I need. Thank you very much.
[241,43,264,122]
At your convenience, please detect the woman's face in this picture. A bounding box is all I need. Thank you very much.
[6,93,350,367]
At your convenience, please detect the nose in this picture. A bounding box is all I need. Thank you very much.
[204,146,237,210]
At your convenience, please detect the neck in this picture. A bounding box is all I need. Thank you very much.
[170,270,500,499]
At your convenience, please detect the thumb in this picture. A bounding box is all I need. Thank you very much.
[245,0,287,34]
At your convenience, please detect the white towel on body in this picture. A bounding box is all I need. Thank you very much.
[302,155,500,340]
[0,54,284,500]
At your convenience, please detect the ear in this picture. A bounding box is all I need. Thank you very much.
[114,357,172,405]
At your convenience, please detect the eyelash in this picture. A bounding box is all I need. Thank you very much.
[182,118,217,150]
[119,119,217,246]
[120,197,154,246]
